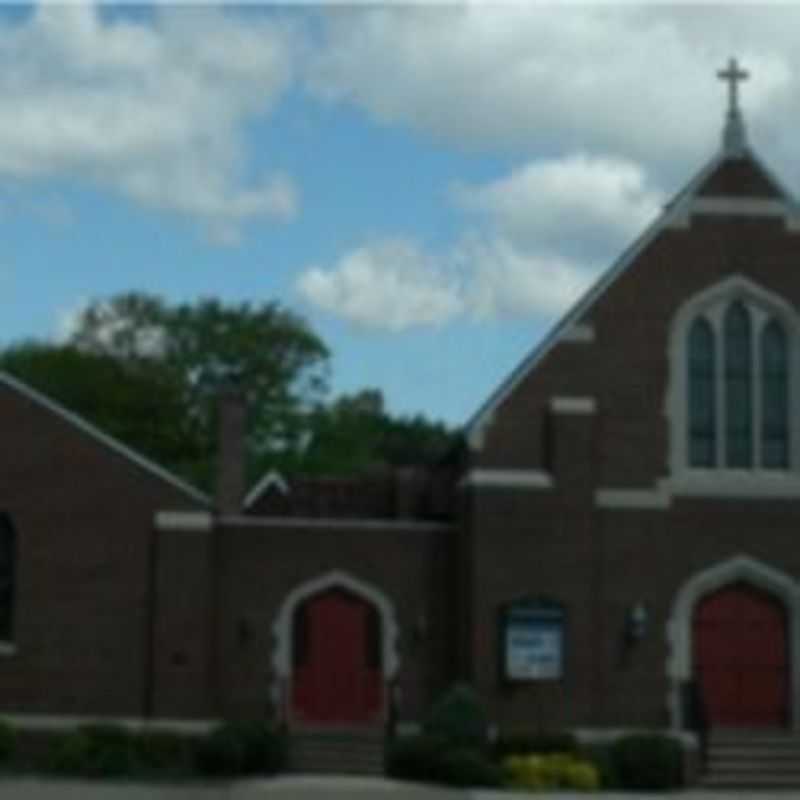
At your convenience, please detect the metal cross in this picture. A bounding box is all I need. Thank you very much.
[717,57,749,114]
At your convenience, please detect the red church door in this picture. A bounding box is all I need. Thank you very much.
[693,583,788,727]
[291,588,384,724]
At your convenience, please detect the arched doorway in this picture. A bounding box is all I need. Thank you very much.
[271,570,399,727]
[290,587,383,724]
[693,582,788,727]
[666,555,800,731]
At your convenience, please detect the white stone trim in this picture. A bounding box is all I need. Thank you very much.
[689,196,798,219]
[272,570,400,721]
[667,472,800,498]
[0,373,209,506]
[596,474,800,508]
[550,397,596,415]
[243,470,290,509]
[154,511,213,532]
[459,469,554,490]
[218,515,451,533]
[666,555,800,731]
[665,274,800,484]
[595,486,672,510]
[559,324,595,343]
[0,713,215,734]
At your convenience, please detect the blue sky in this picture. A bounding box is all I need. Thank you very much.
[4,4,800,426]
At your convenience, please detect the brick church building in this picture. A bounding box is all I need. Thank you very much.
[0,61,798,749]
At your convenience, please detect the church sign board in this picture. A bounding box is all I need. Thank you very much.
[502,598,565,681]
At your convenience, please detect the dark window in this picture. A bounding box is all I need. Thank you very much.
[0,516,15,642]
[724,302,753,467]
[688,318,716,467]
[761,319,789,468]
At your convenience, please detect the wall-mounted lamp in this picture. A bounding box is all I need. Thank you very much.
[625,602,648,644]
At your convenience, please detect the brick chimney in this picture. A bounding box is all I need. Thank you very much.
[215,379,246,515]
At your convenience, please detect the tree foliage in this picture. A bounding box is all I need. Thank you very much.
[277,389,458,476]
[0,293,457,490]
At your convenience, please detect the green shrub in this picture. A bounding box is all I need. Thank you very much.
[494,730,578,758]
[434,747,503,787]
[424,684,488,751]
[387,734,500,788]
[80,724,136,777]
[46,730,92,775]
[133,730,192,773]
[386,734,448,782]
[46,725,136,777]
[579,743,620,789]
[611,734,683,790]
[194,721,286,777]
[195,725,247,776]
[503,752,600,791]
[563,759,602,791]
[222,721,286,774]
[0,719,15,764]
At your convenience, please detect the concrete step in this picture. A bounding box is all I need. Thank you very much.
[703,729,800,788]
[702,774,800,789]
[289,728,386,776]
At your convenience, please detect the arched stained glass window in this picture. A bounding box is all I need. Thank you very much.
[761,320,789,469]
[688,318,716,467]
[725,302,753,467]
[0,516,15,642]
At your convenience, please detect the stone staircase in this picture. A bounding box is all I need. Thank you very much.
[288,726,385,775]
[701,728,800,788]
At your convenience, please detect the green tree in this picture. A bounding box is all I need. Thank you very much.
[280,389,458,476]
[0,296,456,490]
[9,293,330,491]
[0,342,200,478]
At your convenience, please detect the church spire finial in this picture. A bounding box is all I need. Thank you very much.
[717,57,749,156]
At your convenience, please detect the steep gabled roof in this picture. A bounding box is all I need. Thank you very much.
[465,136,799,449]
[0,371,210,506]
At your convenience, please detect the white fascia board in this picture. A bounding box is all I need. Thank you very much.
[464,151,727,450]
[0,372,209,507]
[595,487,672,510]
[459,469,554,490]
[550,397,596,415]
[243,469,290,509]
[154,511,214,532]
[689,197,793,217]
[558,324,595,343]
[0,713,215,734]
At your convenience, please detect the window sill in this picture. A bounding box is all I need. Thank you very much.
[667,470,800,499]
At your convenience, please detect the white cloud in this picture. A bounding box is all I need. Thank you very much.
[452,154,662,260]
[297,233,595,331]
[296,150,661,330]
[458,236,594,320]
[307,7,795,177]
[297,240,464,331]
[0,3,298,241]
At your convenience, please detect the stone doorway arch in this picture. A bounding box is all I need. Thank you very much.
[272,570,400,724]
[666,554,800,730]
